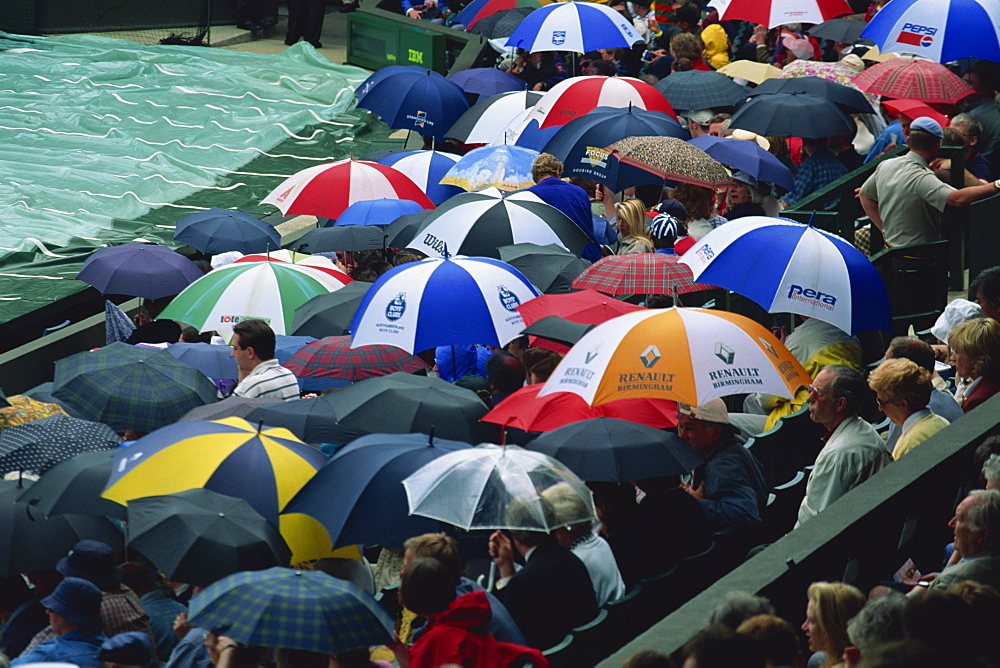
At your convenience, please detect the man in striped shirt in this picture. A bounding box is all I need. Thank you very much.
[230,319,300,400]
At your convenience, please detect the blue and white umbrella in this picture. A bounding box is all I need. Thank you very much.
[680,216,892,334]
[378,151,463,205]
[332,198,426,227]
[355,68,470,141]
[350,255,540,353]
[861,0,1000,63]
[505,1,642,53]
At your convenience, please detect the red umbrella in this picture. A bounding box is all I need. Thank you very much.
[881,99,951,128]
[516,290,644,354]
[262,159,435,220]
[716,0,852,29]
[853,59,974,105]
[527,76,677,130]
[481,383,677,436]
[282,335,426,382]
[571,253,716,296]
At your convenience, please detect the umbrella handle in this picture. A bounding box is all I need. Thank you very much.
[487,561,496,591]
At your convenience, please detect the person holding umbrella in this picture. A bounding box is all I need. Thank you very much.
[11,577,107,666]
[230,320,300,401]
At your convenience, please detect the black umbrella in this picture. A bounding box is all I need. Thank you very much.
[321,373,494,443]
[0,414,121,477]
[498,243,592,295]
[128,488,292,587]
[808,18,870,45]
[15,450,126,520]
[384,211,432,250]
[179,396,282,422]
[247,398,369,445]
[747,76,874,114]
[469,7,533,38]
[291,281,373,338]
[292,226,385,253]
[525,418,703,482]
[521,315,595,347]
[283,433,473,550]
[0,480,124,577]
[729,92,856,138]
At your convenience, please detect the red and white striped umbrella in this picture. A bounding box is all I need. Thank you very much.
[234,250,352,286]
[261,159,434,220]
[521,76,676,131]
[713,0,853,29]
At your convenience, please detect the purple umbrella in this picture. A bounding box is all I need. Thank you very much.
[76,242,204,300]
[448,68,527,96]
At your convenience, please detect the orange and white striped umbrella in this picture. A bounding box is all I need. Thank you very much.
[538,307,807,407]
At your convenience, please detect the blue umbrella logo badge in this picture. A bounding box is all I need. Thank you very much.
[386,293,407,321]
[551,30,566,45]
[498,285,520,312]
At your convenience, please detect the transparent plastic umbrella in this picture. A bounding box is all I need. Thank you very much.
[401,443,595,532]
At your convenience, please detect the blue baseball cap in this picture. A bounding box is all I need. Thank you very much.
[910,116,943,139]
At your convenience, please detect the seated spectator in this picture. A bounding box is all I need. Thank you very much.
[781,137,849,211]
[120,563,186,663]
[707,592,776,630]
[526,354,560,384]
[671,183,728,248]
[400,557,546,667]
[971,265,1000,320]
[541,482,626,606]
[402,533,526,646]
[12,577,108,667]
[736,614,802,668]
[984,454,1000,489]
[945,580,1000,666]
[97,631,153,667]
[669,32,710,71]
[611,198,655,255]
[881,336,963,455]
[679,627,765,668]
[511,50,567,92]
[901,590,978,664]
[724,172,768,220]
[485,351,524,406]
[843,592,906,667]
[648,213,687,255]
[949,317,1000,412]
[487,498,598,649]
[677,399,767,530]
[624,649,675,668]
[796,366,892,528]
[857,639,960,668]
[922,490,1000,591]
[230,319,300,400]
[868,358,950,460]
[801,582,865,668]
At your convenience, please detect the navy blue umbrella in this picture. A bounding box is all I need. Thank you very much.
[689,135,795,192]
[173,208,281,255]
[168,342,239,380]
[729,92,856,138]
[355,65,441,101]
[0,414,121,477]
[448,67,526,96]
[283,432,472,550]
[543,106,687,185]
[356,68,471,141]
[747,76,874,115]
[76,242,204,300]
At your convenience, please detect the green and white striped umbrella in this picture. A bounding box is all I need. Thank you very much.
[160,261,348,341]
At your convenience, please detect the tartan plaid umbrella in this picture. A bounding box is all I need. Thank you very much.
[188,567,394,655]
[15,450,126,519]
[654,70,747,113]
[291,281,372,338]
[852,58,974,105]
[516,289,645,354]
[282,335,426,383]
[607,137,732,188]
[52,343,218,433]
[0,414,121,477]
[101,417,328,527]
[128,489,292,587]
[571,253,717,296]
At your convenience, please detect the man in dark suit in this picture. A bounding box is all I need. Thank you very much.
[487,497,599,649]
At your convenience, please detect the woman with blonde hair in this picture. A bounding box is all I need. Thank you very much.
[612,198,654,255]
[950,317,1000,412]
[801,582,865,668]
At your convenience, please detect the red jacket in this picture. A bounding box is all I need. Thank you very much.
[409,591,549,668]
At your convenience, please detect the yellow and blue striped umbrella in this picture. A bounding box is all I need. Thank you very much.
[102,417,327,528]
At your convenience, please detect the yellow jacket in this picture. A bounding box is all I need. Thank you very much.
[702,24,730,70]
